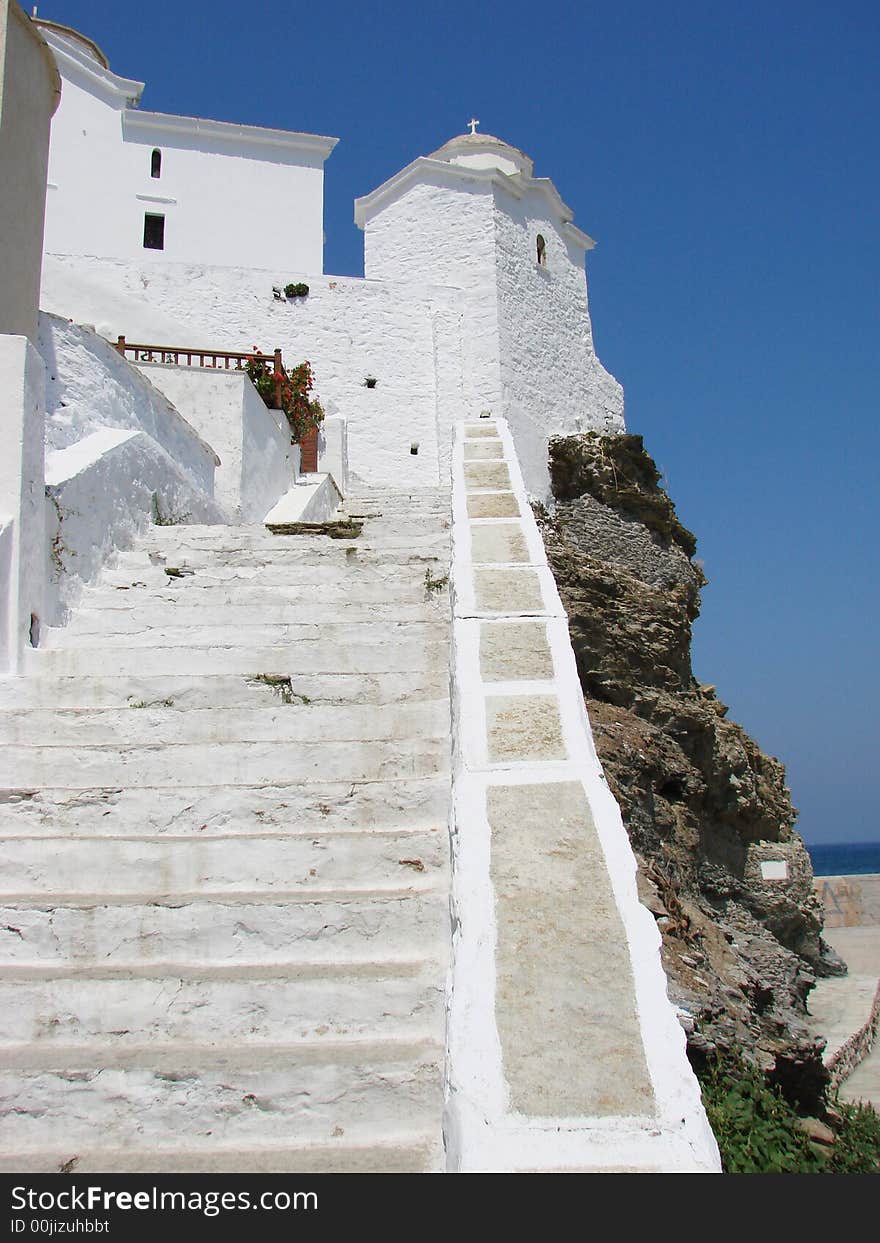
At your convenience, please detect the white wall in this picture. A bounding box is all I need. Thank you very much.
[0,1,59,340]
[41,27,333,274]
[492,187,625,496]
[41,149,626,501]
[138,364,296,522]
[45,427,226,624]
[0,336,46,671]
[38,313,219,494]
[41,257,457,489]
[360,163,624,499]
[363,176,503,420]
[42,63,137,266]
[34,312,227,624]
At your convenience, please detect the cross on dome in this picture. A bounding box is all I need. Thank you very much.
[467,118,480,135]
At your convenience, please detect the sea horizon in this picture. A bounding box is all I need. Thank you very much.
[806,840,880,877]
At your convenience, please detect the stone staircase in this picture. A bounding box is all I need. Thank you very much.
[0,486,453,1173]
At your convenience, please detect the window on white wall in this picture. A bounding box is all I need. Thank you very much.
[143,213,165,250]
[151,149,162,178]
[536,234,547,266]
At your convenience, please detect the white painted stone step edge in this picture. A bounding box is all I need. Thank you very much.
[0,832,447,896]
[0,672,449,709]
[0,972,444,1045]
[23,642,450,678]
[41,621,450,651]
[0,1136,441,1174]
[0,893,451,964]
[0,703,450,746]
[0,736,450,787]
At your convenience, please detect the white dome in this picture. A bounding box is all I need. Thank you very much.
[429,132,534,178]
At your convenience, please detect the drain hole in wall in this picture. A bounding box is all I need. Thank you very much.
[29,614,40,647]
[410,443,419,455]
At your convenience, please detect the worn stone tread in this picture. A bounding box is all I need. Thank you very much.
[0,485,453,1173]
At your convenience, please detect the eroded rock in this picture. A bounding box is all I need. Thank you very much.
[537,431,843,1102]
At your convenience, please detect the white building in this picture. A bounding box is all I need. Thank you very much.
[35,20,624,498]
[36,18,337,273]
[357,130,625,488]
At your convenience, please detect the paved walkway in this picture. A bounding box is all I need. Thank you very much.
[808,925,880,1109]
[445,417,719,1172]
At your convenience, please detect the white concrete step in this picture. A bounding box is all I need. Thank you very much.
[345,489,450,503]
[0,671,447,709]
[0,1057,444,1148]
[0,735,449,788]
[77,580,441,608]
[23,639,449,678]
[0,968,444,1048]
[0,776,449,836]
[141,528,450,551]
[0,701,449,745]
[0,893,450,968]
[0,500,454,1174]
[42,620,448,651]
[109,544,448,571]
[90,566,447,596]
[0,829,447,900]
[153,512,449,534]
[1,1136,440,1173]
[58,600,444,629]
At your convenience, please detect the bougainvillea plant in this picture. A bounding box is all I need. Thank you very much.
[242,349,324,444]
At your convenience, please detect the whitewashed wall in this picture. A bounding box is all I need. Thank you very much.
[41,257,459,488]
[38,314,218,492]
[41,153,626,500]
[0,336,46,671]
[359,165,624,499]
[137,364,296,522]
[35,313,225,624]
[45,427,225,625]
[363,177,503,420]
[41,27,333,274]
[0,2,59,341]
[492,187,624,497]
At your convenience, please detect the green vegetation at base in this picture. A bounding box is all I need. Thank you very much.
[697,1052,880,1173]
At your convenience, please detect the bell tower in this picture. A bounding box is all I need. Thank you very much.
[355,126,624,494]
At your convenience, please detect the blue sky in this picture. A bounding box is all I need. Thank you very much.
[40,1,879,844]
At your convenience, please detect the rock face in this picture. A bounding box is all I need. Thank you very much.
[537,432,843,1102]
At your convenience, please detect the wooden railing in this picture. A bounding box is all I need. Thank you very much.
[116,337,285,408]
[115,337,318,471]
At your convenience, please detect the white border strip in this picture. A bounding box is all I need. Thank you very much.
[445,416,720,1172]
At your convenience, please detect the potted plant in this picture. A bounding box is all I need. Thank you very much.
[241,350,323,444]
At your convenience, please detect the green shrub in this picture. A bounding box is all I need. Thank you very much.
[696,1052,880,1173]
[827,1100,880,1173]
[699,1054,823,1173]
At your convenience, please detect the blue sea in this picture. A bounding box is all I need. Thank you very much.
[807,841,880,877]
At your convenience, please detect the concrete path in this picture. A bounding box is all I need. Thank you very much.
[445,417,719,1172]
[0,488,453,1172]
[809,925,880,1109]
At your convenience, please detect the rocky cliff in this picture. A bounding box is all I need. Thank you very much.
[536,432,844,1107]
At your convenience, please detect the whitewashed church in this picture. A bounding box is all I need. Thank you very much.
[36,14,624,501]
[0,5,720,1175]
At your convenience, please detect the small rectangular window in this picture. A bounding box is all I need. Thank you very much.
[143,213,165,250]
[151,148,161,178]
